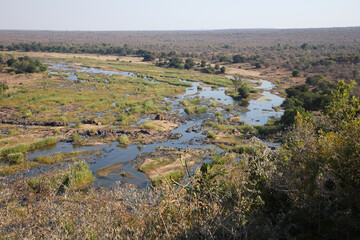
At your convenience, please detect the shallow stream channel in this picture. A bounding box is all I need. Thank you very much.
[27,62,284,188]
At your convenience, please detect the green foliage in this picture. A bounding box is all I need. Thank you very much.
[306,74,323,85]
[262,81,360,238]
[118,135,130,145]
[281,81,336,126]
[202,65,215,74]
[230,145,254,154]
[34,150,86,165]
[28,161,94,193]
[292,70,300,77]
[152,169,184,185]
[72,134,83,144]
[0,81,8,95]
[5,153,24,164]
[220,66,226,74]
[168,57,183,69]
[142,52,155,62]
[184,106,208,114]
[232,54,247,63]
[8,56,47,74]
[184,58,195,69]
[237,83,251,99]
[207,130,216,139]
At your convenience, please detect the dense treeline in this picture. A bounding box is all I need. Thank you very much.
[5,42,134,56]
[3,41,360,82]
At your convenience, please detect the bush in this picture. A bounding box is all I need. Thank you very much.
[207,130,216,139]
[220,66,226,74]
[306,74,323,85]
[292,70,300,77]
[28,161,94,193]
[184,58,195,69]
[0,81,8,94]
[184,106,208,114]
[72,134,83,144]
[118,135,130,145]
[233,54,247,63]
[142,52,155,62]
[237,83,250,99]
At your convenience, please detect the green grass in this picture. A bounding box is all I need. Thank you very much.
[209,101,218,108]
[140,121,164,132]
[151,169,184,186]
[72,134,83,144]
[0,137,59,159]
[76,72,91,80]
[28,161,94,192]
[207,131,216,139]
[205,121,232,132]
[64,57,232,87]
[5,153,24,164]
[184,106,208,114]
[230,145,254,154]
[34,150,86,165]
[139,158,171,172]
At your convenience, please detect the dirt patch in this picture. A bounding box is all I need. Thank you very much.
[132,147,209,181]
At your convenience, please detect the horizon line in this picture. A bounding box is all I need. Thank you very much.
[0,26,360,32]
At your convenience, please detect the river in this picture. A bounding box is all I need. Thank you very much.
[26,62,284,188]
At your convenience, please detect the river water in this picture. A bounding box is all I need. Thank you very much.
[27,62,284,188]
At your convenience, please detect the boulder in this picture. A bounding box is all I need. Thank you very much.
[155,114,166,120]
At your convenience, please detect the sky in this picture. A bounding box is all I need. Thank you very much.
[0,0,359,31]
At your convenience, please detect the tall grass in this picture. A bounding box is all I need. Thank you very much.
[27,161,94,193]
[0,137,58,159]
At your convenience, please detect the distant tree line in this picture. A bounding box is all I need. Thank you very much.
[5,42,134,56]
[2,42,360,82]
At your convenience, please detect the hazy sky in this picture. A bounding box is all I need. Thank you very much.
[1,0,359,30]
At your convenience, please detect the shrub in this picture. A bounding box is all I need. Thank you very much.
[6,153,24,164]
[0,81,8,94]
[72,134,83,144]
[118,135,130,145]
[292,70,300,77]
[28,161,94,193]
[207,130,216,139]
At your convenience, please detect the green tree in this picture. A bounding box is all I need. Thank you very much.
[220,66,226,74]
[292,70,300,77]
[232,54,246,63]
[231,74,243,92]
[142,52,155,62]
[169,57,183,69]
[184,58,195,69]
[200,60,206,67]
